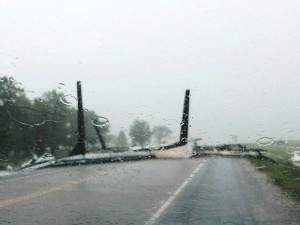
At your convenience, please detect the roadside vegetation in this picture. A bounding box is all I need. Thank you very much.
[248,157,300,201]
[245,141,300,161]
[0,76,112,168]
[245,142,300,202]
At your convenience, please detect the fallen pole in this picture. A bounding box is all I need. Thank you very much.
[94,125,107,150]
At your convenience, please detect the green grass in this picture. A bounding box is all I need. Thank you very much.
[248,157,300,201]
[245,140,300,162]
[245,141,300,201]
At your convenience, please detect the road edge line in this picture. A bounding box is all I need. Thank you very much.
[145,162,204,225]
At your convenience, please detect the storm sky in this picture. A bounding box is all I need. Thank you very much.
[1,0,300,144]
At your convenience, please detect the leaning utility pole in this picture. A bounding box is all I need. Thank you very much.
[179,89,190,145]
[94,125,107,150]
[163,89,191,150]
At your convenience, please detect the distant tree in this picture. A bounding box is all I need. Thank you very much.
[152,125,172,143]
[0,76,35,161]
[0,76,113,164]
[32,90,72,156]
[32,90,113,156]
[33,92,112,156]
[116,130,128,147]
[129,120,151,147]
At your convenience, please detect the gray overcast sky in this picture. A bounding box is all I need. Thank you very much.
[1,0,300,145]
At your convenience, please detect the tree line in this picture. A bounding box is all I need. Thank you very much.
[0,76,173,168]
[0,76,111,167]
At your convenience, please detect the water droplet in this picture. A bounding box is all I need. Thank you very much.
[60,94,77,106]
[286,147,300,155]
[149,144,162,151]
[25,90,35,94]
[180,122,185,125]
[92,116,109,127]
[256,137,274,146]
[181,137,188,142]
[256,166,266,169]
[33,121,45,126]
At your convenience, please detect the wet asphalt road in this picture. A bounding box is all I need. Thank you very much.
[0,157,299,225]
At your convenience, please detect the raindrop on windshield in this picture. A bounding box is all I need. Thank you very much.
[286,146,300,155]
[60,94,77,106]
[181,137,188,142]
[256,137,274,146]
[149,144,162,151]
[92,116,109,127]
[25,90,35,94]
[33,121,46,126]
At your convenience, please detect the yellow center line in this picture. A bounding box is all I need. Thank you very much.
[0,161,143,209]
[0,176,95,209]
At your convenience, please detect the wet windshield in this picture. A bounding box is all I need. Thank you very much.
[0,1,299,224]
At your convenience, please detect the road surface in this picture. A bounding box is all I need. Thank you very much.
[0,157,299,224]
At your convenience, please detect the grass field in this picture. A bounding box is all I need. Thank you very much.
[245,140,300,162]
[245,141,300,202]
[248,157,300,201]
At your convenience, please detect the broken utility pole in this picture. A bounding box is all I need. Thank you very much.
[179,89,190,145]
[69,81,86,156]
[94,125,107,150]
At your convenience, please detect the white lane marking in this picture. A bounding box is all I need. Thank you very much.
[145,162,204,225]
